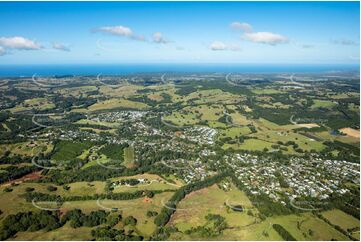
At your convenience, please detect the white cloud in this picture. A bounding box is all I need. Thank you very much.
[0,36,42,50]
[243,32,289,45]
[0,46,6,56]
[94,25,145,41]
[97,25,133,37]
[152,32,170,44]
[230,21,289,46]
[210,41,227,51]
[52,42,70,52]
[209,41,241,51]
[230,22,252,32]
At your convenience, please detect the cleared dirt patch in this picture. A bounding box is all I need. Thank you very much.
[339,127,360,138]
[2,170,43,186]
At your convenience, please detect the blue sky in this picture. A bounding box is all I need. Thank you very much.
[0,1,359,64]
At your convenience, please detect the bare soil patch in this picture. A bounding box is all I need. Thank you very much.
[339,128,360,138]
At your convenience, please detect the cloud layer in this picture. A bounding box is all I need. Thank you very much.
[0,36,42,50]
[0,46,6,56]
[230,22,252,32]
[94,25,145,41]
[152,32,169,44]
[52,42,71,52]
[243,32,289,45]
[231,21,289,46]
[209,41,241,51]
[94,25,173,46]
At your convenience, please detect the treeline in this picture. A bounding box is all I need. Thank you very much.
[23,189,174,202]
[0,114,38,143]
[0,209,115,240]
[0,153,31,165]
[43,164,149,184]
[272,224,296,241]
[118,179,140,186]
[75,123,112,130]
[154,172,230,227]
[51,95,96,111]
[323,140,360,162]
[251,107,293,125]
[314,213,357,241]
[91,226,143,241]
[0,211,62,240]
[61,209,110,228]
[0,165,38,184]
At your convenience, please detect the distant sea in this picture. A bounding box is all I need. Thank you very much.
[0,64,359,77]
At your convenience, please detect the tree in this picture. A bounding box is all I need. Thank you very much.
[3,187,13,192]
[146,211,158,217]
[47,185,57,192]
[25,187,35,192]
[144,190,154,198]
[124,216,137,226]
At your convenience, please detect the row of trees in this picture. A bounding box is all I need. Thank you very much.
[91,226,143,241]
[272,224,296,241]
[0,211,61,240]
[0,165,38,184]
[314,213,357,241]
[0,208,122,240]
[61,209,110,228]
[23,189,171,203]
[0,153,31,165]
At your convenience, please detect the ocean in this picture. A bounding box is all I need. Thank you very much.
[0,64,359,77]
